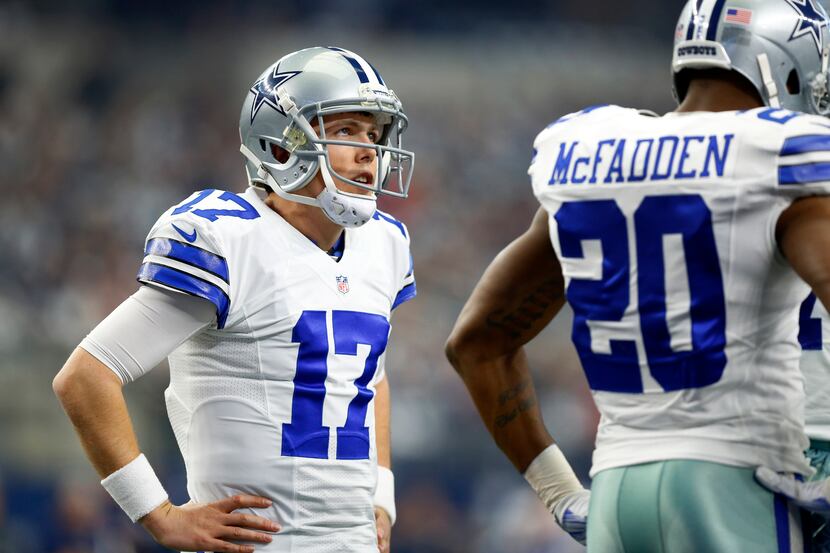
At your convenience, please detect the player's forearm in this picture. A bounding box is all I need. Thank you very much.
[450,346,553,473]
[445,208,563,473]
[53,347,141,477]
[778,196,830,311]
[374,376,391,469]
[372,375,396,531]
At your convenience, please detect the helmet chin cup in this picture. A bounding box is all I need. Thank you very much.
[316,154,376,227]
[317,187,376,227]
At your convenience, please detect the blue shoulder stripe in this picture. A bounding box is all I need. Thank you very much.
[145,238,229,283]
[392,281,417,310]
[138,263,230,328]
[778,162,830,185]
[372,210,407,238]
[780,134,830,156]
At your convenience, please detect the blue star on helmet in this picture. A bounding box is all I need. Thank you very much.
[249,69,302,123]
[785,0,828,56]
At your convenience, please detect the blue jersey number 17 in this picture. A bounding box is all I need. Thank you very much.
[282,310,390,460]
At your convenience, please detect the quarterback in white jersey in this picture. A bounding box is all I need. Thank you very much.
[135,187,413,550]
[447,1,830,551]
[54,47,415,553]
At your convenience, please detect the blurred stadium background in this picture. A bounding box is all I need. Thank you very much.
[0,1,679,551]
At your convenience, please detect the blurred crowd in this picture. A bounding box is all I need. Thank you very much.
[1,1,676,551]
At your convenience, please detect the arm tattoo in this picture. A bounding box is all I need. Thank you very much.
[485,276,563,340]
[494,377,537,429]
[498,378,529,406]
[495,396,537,428]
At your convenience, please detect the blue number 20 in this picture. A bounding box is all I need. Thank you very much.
[282,310,390,460]
[799,294,823,350]
[555,194,727,393]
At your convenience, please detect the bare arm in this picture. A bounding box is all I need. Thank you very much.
[375,375,391,471]
[445,207,589,544]
[777,195,830,310]
[445,207,566,472]
[53,347,141,476]
[373,375,392,553]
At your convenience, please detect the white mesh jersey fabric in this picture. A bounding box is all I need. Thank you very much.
[143,187,413,550]
[530,106,830,477]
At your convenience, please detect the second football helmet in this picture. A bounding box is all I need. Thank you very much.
[239,47,414,227]
[672,0,830,115]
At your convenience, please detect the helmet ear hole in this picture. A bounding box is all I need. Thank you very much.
[787,69,801,95]
[674,69,692,103]
[270,142,291,163]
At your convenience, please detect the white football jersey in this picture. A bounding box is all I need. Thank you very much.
[800,293,830,441]
[137,187,415,552]
[529,105,830,477]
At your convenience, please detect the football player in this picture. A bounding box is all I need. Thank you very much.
[445,1,830,551]
[53,46,415,553]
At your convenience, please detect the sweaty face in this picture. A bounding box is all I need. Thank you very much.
[309,112,382,197]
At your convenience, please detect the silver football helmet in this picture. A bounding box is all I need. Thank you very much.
[239,46,414,227]
[672,0,830,115]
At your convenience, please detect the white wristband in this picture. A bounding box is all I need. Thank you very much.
[101,453,169,522]
[523,444,584,514]
[373,466,396,526]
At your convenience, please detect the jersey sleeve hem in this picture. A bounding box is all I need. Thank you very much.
[137,264,230,328]
[78,339,133,385]
[391,281,416,310]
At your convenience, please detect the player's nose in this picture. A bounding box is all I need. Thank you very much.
[354,140,377,164]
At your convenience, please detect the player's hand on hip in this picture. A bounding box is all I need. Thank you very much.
[140,495,280,553]
[755,467,830,513]
[553,489,590,545]
[375,507,392,553]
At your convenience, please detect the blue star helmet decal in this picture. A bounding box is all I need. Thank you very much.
[785,0,829,56]
[249,69,302,123]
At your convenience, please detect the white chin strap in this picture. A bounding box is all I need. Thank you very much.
[757,53,781,108]
[316,162,377,227]
[239,142,376,228]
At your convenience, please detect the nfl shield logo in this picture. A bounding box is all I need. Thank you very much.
[336,275,350,294]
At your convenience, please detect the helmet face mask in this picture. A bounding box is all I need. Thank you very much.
[671,0,830,116]
[239,47,415,227]
[294,96,413,199]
